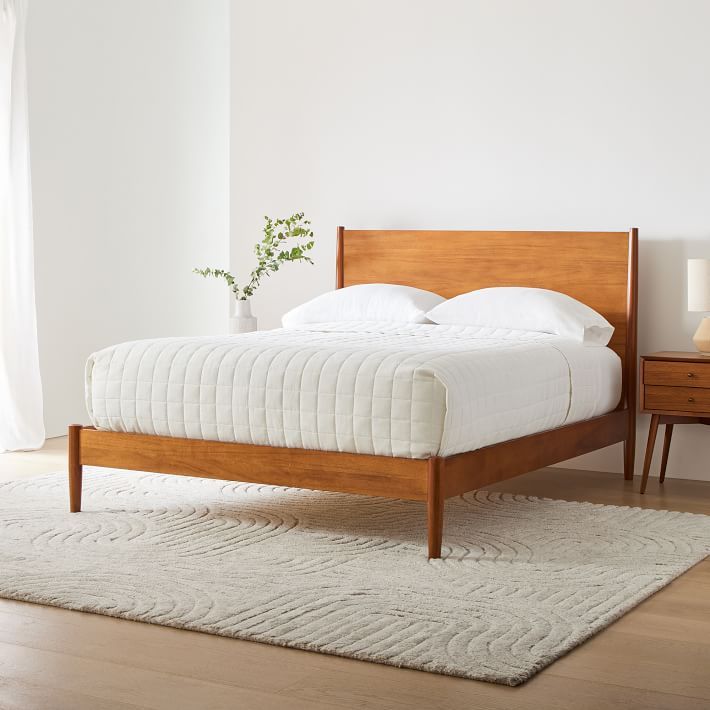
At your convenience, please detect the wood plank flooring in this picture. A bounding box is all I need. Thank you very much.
[0,438,708,709]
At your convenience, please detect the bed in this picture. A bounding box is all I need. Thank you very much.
[69,228,638,558]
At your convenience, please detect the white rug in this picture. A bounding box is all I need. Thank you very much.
[1,470,709,686]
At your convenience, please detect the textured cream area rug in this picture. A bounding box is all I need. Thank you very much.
[1,470,709,686]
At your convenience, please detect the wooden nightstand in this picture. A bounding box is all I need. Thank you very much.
[640,352,710,493]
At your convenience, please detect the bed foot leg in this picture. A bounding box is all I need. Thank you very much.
[624,431,635,481]
[68,425,83,512]
[427,457,444,559]
[624,398,637,481]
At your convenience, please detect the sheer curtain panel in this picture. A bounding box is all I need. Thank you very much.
[0,0,44,451]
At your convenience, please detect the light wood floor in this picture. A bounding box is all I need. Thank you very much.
[0,438,708,710]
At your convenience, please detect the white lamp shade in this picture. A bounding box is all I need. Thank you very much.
[688,259,710,312]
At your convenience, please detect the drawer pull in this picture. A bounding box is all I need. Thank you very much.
[689,397,695,402]
[688,372,695,378]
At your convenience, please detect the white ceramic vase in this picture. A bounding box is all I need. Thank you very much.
[229,299,257,334]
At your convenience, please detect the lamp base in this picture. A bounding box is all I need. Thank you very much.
[693,316,710,356]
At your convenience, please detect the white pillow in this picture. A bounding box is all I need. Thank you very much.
[282,284,445,327]
[426,287,614,345]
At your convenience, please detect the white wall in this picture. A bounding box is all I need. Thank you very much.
[232,0,710,480]
[28,0,230,437]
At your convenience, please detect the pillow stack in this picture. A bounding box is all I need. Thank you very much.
[283,284,614,346]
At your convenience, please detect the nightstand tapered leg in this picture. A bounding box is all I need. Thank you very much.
[640,414,660,494]
[659,424,674,484]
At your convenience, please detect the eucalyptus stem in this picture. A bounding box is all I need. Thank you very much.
[194,212,315,301]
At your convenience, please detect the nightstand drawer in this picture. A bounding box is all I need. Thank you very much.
[644,385,710,413]
[644,360,710,388]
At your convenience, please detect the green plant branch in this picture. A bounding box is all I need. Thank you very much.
[194,212,315,300]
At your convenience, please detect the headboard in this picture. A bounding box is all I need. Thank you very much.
[336,227,638,409]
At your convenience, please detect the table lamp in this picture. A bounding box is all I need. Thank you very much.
[688,258,710,355]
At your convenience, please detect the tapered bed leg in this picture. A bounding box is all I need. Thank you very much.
[68,425,83,512]
[427,457,444,559]
[624,421,636,481]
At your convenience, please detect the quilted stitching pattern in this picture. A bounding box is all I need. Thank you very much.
[86,323,621,459]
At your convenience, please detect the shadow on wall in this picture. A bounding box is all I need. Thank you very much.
[563,235,710,480]
[638,238,701,355]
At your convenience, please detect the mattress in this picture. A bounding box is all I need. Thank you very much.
[85,322,622,459]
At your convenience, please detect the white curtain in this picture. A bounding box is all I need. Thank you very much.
[0,0,44,451]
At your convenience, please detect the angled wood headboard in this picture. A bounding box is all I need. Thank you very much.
[336,227,638,410]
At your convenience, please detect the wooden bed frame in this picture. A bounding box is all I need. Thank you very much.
[68,228,638,558]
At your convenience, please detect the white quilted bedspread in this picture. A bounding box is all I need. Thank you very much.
[86,322,621,459]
